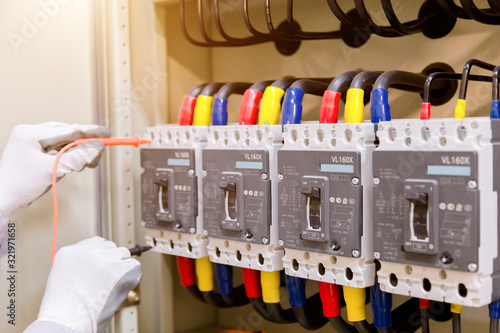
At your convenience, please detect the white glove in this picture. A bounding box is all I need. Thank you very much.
[25,237,142,333]
[0,122,110,217]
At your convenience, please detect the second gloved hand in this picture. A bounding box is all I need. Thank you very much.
[0,122,110,217]
[25,237,142,333]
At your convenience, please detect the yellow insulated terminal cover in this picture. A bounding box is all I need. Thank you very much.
[194,95,213,126]
[345,88,365,124]
[454,99,466,119]
[261,271,281,303]
[259,86,285,125]
[195,257,214,292]
[343,286,367,322]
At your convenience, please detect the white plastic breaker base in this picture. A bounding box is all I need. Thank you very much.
[376,117,496,307]
[205,124,285,271]
[143,125,209,259]
[280,122,376,288]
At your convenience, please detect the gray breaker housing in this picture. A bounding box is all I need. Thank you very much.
[373,117,499,307]
[141,125,208,259]
[202,125,284,271]
[279,122,376,288]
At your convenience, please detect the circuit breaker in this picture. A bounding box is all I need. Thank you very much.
[202,125,284,271]
[373,117,499,307]
[278,122,376,287]
[141,125,208,258]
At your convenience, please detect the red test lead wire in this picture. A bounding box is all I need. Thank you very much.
[51,136,152,263]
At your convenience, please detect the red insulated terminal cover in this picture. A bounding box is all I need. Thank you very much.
[239,89,263,125]
[178,95,198,126]
[420,102,431,120]
[319,91,341,124]
[319,281,342,317]
[177,256,197,287]
[242,268,262,298]
[419,298,431,309]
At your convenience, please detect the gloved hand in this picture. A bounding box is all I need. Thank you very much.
[25,237,142,333]
[0,122,110,217]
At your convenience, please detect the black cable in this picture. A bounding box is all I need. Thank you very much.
[221,285,250,307]
[460,0,500,25]
[490,0,500,13]
[200,82,226,96]
[250,297,277,322]
[452,313,461,333]
[216,82,253,99]
[186,285,206,303]
[243,0,274,40]
[213,0,268,45]
[436,0,472,19]
[423,73,492,103]
[354,320,376,333]
[373,71,428,90]
[377,328,392,333]
[491,318,499,333]
[351,71,382,89]
[327,0,358,27]
[493,66,500,101]
[328,71,363,93]
[459,59,497,99]
[381,0,436,35]
[329,316,357,333]
[265,302,297,324]
[390,297,421,333]
[249,80,275,92]
[202,291,232,308]
[290,79,330,95]
[292,293,328,330]
[188,84,208,97]
[264,0,301,41]
[421,308,430,333]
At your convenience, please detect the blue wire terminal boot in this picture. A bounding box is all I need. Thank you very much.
[212,97,229,126]
[215,263,233,296]
[490,300,500,333]
[282,87,305,125]
[286,275,307,307]
[371,88,391,123]
[372,284,392,330]
[491,100,500,119]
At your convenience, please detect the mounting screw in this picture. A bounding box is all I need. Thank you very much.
[468,263,478,272]
[261,173,268,181]
[261,237,269,244]
[355,125,362,132]
[331,241,341,251]
[203,229,208,236]
[278,173,284,181]
[351,177,360,186]
[245,230,253,239]
[373,177,380,185]
[467,180,477,190]
[127,290,140,304]
[352,249,360,258]
[278,239,284,246]
[141,221,146,227]
[202,170,207,177]
[374,251,381,259]
[440,252,453,265]
[188,169,195,176]
[189,227,195,234]
[175,221,182,229]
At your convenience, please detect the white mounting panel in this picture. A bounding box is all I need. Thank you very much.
[205,124,285,271]
[375,117,496,307]
[280,122,376,288]
[143,125,209,258]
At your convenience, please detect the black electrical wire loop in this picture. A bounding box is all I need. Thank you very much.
[460,0,500,25]
[264,0,304,41]
[216,82,253,99]
[435,0,472,19]
[329,316,358,333]
[327,0,358,27]
[381,0,437,35]
[421,308,430,333]
[220,285,250,307]
[423,73,492,104]
[265,302,297,324]
[186,285,206,303]
[353,0,407,37]
[286,0,343,39]
[213,0,268,45]
[459,59,497,100]
[353,320,376,333]
[493,66,500,101]
[489,0,500,13]
[243,0,275,40]
[202,291,232,308]
[292,293,329,330]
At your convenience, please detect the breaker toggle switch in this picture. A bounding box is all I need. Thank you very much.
[300,176,328,243]
[220,182,238,222]
[153,169,175,223]
[301,187,322,231]
[407,192,429,241]
[403,180,438,254]
[218,173,244,231]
